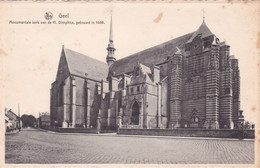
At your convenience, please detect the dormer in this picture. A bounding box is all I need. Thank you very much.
[130,63,153,85]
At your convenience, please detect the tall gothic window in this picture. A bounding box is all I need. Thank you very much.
[58,84,63,106]
[131,101,140,125]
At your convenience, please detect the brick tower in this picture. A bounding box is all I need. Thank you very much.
[168,48,183,128]
[204,36,220,129]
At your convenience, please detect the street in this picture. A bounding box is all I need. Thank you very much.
[5,128,254,164]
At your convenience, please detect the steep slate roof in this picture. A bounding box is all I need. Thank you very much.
[64,48,108,81]
[109,32,194,76]
[186,22,213,43]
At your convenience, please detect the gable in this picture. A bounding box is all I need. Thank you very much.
[130,63,153,85]
[56,49,70,82]
[186,22,213,44]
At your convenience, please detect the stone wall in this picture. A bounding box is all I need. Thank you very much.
[118,128,255,139]
[50,49,70,127]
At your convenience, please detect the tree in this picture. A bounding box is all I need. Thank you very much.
[21,114,36,128]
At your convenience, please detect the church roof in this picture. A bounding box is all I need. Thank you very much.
[109,32,194,76]
[64,48,108,81]
[186,22,213,43]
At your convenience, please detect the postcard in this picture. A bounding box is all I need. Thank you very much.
[1,1,259,168]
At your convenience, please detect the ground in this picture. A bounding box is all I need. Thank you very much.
[5,128,254,164]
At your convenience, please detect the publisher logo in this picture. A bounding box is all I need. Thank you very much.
[44,12,53,20]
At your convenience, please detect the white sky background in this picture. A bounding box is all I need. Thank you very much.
[1,2,259,124]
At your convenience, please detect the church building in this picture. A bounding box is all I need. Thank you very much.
[50,17,244,130]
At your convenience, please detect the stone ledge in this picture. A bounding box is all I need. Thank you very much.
[118,128,255,139]
[41,127,116,134]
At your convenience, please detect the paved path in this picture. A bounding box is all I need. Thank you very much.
[5,128,255,164]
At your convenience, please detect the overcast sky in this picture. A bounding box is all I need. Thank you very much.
[1,2,259,123]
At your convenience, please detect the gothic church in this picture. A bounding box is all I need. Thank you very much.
[50,17,244,130]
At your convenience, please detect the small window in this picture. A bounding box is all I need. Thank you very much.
[137,86,140,93]
[131,88,134,93]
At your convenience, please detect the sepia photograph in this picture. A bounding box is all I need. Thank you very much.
[1,2,259,167]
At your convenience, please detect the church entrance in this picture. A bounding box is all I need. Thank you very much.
[190,108,199,128]
[131,101,139,125]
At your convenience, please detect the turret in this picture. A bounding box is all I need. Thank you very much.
[168,47,183,128]
[106,16,116,66]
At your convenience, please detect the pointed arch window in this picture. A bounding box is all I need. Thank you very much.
[58,82,64,106]
[190,108,199,126]
[131,101,140,125]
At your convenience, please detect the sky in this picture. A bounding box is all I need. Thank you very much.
[1,2,259,124]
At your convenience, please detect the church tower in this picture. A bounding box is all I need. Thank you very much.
[106,16,116,66]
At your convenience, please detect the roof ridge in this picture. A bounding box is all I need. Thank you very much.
[114,32,194,62]
[64,48,107,65]
[109,32,194,77]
